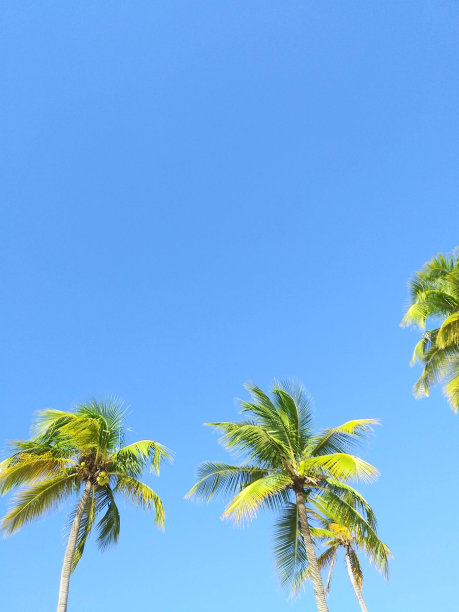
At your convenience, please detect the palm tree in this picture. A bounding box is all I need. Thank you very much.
[303,497,391,612]
[401,250,459,411]
[0,399,171,612]
[186,382,379,612]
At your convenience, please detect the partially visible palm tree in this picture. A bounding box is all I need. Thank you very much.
[305,497,391,612]
[401,250,459,411]
[0,399,171,612]
[186,382,379,612]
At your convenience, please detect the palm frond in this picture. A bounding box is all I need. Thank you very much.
[71,485,96,571]
[114,474,165,528]
[314,495,391,578]
[301,454,378,483]
[0,453,75,494]
[185,462,272,502]
[323,479,377,529]
[437,311,459,348]
[222,473,292,523]
[413,344,459,398]
[2,474,78,535]
[409,330,438,366]
[113,440,172,475]
[207,421,288,467]
[444,363,459,412]
[242,382,312,460]
[95,486,121,549]
[76,398,127,451]
[33,410,77,438]
[273,502,307,594]
[310,419,378,456]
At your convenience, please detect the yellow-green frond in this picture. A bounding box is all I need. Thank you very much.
[1,474,78,535]
[437,312,459,349]
[0,453,75,494]
[114,474,165,528]
[71,486,96,572]
[115,440,172,475]
[222,473,291,523]
[400,302,429,329]
[33,410,77,437]
[311,419,378,456]
[300,454,378,483]
[443,365,459,412]
[207,421,290,466]
[185,463,272,502]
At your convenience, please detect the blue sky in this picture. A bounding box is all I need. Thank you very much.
[1,2,459,610]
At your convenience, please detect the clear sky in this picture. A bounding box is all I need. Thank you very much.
[1,2,459,611]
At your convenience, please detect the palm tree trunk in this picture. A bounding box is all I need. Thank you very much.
[295,488,329,612]
[345,546,368,612]
[57,479,91,612]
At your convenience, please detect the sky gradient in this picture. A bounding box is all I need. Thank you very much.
[1,2,459,611]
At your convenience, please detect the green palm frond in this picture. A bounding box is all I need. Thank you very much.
[409,329,438,366]
[413,344,459,399]
[437,311,459,348]
[35,412,103,455]
[300,454,378,483]
[185,462,272,502]
[76,398,127,451]
[309,526,336,541]
[33,410,77,438]
[241,382,312,460]
[444,363,459,409]
[324,479,377,529]
[114,474,165,528]
[313,496,391,578]
[316,492,379,548]
[207,421,288,467]
[71,486,96,572]
[0,453,75,494]
[95,486,121,550]
[222,473,292,523]
[113,440,172,475]
[310,419,378,456]
[2,474,78,535]
[273,502,307,593]
[402,290,457,329]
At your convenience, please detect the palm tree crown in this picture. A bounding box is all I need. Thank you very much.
[0,399,171,569]
[401,250,459,410]
[187,382,379,612]
[309,497,391,601]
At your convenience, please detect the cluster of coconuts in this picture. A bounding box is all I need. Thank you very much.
[97,471,109,486]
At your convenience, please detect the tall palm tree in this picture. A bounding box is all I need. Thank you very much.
[186,382,379,612]
[0,399,171,612]
[401,250,459,411]
[301,498,391,612]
